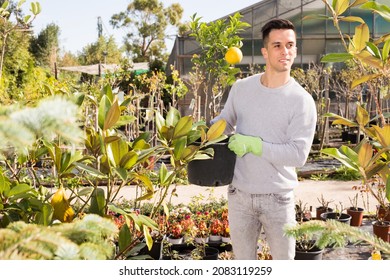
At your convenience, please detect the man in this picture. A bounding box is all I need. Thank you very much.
[212,19,317,259]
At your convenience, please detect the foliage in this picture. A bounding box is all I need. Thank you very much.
[110,0,184,62]
[285,219,390,256]
[79,35,123,65]
[0,214,118,259]
[29,22,60,68]
[189,12,250,122]
[0,0,41,82]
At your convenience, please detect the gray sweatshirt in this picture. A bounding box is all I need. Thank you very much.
[212,73,317,194]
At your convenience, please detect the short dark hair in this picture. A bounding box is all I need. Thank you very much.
[261,19,295,46]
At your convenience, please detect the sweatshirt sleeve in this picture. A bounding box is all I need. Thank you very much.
[261,94,317,167]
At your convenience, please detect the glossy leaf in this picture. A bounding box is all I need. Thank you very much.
[104,99,121,131]
[89,188,106,216]
[324,112,358,127]
[321,53,353,62]
[386,176,390,203]
[207,119,226,141]
[382,39,390,61]
[119,151,138,170]
[165,107,180,127]
[361,1,390,22]
[351,73,381,89]
[155,111,165,131]
[98,95,112,130]
[339,16,365,23]
[351,24,369,53]
[321,147,359,171]
[173,136,187,160]
[356,105,370,127]
[335,0,350,15]
[366,41,381,59]
[173,116,193,139]
[358,142,373,168]
[371,124,390,147]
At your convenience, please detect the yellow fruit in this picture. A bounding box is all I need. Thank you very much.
[225,47,243,65]
[51,187,75,223]
[371,250,382,260]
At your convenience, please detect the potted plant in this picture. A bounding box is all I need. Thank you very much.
[209,217,223,242]
[315,194,334,220]
[346,193,364,227]
[320,202,352,225]
[295,199,311,223]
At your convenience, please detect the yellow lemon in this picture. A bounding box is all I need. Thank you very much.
[225,47,243,65]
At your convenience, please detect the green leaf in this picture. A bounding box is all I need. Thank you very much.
[351,73,381,89]
[382,39,390,61]
[321,147,359,171]
[89,188,106,216]
[8,183,31,197]
[118,223,132,253]
[173,136,187,160]
[173,116,193,139]
[386,176,390,203]
[321,53,353,62]
[74,162,107,178]
[98,95,112,130]
[165,107,180,127]
[366,41,382,59]
[119,151,138,170]
[339,16,365,23]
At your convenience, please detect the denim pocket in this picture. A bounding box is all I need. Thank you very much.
[272,192,293,205]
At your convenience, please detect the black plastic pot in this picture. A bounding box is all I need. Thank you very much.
[187,137,236,187]
[320,212,352,224]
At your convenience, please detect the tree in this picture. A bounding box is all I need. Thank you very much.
[0,0,41,82]
[29,23,59,69]
[110,0,183,62]
[78,35,123,65]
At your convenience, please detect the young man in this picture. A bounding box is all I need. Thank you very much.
[212,19,317,259]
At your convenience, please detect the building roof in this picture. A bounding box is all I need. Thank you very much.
[59,62,149,75]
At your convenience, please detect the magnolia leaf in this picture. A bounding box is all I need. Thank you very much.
[361,1,390,22]
[144,226,154,250]
[386,176,390,202]
[118,223,132,253]
[119,151,138,170]
[181,145,199,161]
[351,73,381,89]
[114,167,128,181]
[358,142,373,168]
[356,105,370,127]
[165,107,180,127]
[321,147,359,171]
[366,41,381,59]
[173,116,193,139]
[321,53,353,62]
[382,38,390,61]
[371,124,390,147]
[339,16,365,23]
[104,99,121,131]
[98,95,111,130]
[352,24,370,53]
[173,136,187,160]
[155,110,165,131]
[207,119,226,142]
[350,0,369,8]
[335,0,350,15]
[365,162,387,180]
[354,51,383,69]
[302,14,331,21]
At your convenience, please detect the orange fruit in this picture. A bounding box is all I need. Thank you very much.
[225,47,243,65]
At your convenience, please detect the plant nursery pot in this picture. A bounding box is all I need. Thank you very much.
[372,221,390,242]
[376,205,390,222]
[295,245,323,260]
[202,247,220,260]
[315,207,333,220]
[139,240,162,260]
[320,212,351,224]
[346,207,364,227]
[187,137,236,186]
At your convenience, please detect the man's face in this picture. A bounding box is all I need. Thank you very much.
[261,29,297,73]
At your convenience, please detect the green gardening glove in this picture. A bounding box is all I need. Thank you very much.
[228,134,263,157]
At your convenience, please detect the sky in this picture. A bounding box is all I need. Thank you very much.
[25,0,261,55]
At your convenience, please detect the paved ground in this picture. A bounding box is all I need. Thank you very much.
[118,179,371,215]
[118,179,385,260]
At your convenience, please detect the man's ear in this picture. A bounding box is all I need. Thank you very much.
[261,47,267,58]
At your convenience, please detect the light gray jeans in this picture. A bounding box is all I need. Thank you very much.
[227,184,296,260]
